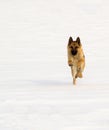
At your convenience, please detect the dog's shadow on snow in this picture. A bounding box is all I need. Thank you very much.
[21,79,71,87]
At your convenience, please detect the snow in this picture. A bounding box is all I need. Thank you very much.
[0,0,109,129]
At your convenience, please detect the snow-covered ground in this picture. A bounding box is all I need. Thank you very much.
[0,0,109,129]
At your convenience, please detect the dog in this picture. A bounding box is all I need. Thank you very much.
[67,37,85,85]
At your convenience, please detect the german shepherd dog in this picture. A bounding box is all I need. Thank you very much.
[67,37,85,85]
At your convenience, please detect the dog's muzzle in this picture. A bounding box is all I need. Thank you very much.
[71,50,77,55]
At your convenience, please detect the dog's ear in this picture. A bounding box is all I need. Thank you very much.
[68,37,73,46]
[76,37,81,46]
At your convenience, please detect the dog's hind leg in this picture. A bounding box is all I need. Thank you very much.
[71,66,77,85]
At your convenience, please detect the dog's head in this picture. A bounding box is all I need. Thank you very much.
[68,37,81,56]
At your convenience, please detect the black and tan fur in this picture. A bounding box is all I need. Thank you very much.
[67,37,85,85]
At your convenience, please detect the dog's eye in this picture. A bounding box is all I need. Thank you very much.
[70,46,73,49]
[75,47,79,49]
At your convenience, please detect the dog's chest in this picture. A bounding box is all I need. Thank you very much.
[72,55,80,65]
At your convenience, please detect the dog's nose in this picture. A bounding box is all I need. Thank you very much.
[71,50,77,55]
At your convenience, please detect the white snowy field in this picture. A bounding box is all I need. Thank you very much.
[0,0,109,129]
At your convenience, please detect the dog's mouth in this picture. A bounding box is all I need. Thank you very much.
[71,50,77,55]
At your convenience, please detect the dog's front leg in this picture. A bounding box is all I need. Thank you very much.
[77,59,85,71]
[68,59,74,66]
[77,59,85,78]
[67,49,74,66]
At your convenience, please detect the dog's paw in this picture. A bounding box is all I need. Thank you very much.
[76,72,83,78]
[69,63,73,66]
[68,60,73,66]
